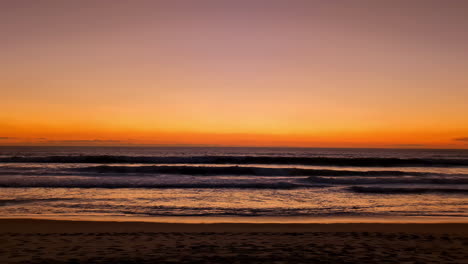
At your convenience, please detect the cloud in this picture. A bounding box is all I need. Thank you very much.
[454,137,468,142]
[0,137,15,140]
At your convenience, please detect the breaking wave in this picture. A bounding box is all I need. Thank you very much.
[306,176,468,185]
[0,181,318,189]
[349,186,468,194]
[0,198,75,206]
[71,165,443,177]
[1,155,468,167]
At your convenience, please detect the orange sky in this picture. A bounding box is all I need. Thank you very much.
[1,1,468,148]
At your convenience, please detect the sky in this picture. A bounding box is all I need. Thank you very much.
[1,0,468,148]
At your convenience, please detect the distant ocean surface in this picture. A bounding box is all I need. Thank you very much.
[1,146,467,221]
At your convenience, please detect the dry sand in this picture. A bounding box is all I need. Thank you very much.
[0,219,467,263]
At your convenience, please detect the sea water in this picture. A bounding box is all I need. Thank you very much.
[0,146,467,221]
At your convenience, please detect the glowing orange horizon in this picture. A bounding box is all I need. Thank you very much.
[1,124,467,148]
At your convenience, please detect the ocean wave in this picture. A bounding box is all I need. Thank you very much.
[0,198,75,206]
[307,176,468,185]
[349,186,468,194]
[1,155,468,167]
[70,165,462,177]
[72,165,417,176]
[1,164,465,178]
[0,165,44,170]
[0,181,320,189]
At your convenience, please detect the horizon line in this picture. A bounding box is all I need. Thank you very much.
[0,145,467,150]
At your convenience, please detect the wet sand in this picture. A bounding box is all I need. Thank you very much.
[1,219,467,263]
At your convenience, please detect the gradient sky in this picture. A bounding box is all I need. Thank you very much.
[1,0,468,148]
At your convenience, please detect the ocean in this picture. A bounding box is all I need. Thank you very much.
[0,146,467,221]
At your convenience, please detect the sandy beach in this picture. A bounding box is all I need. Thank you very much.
[0,219,467,263]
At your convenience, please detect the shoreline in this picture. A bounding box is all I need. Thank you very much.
[1,215,468,224]
[1,218,468,234]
